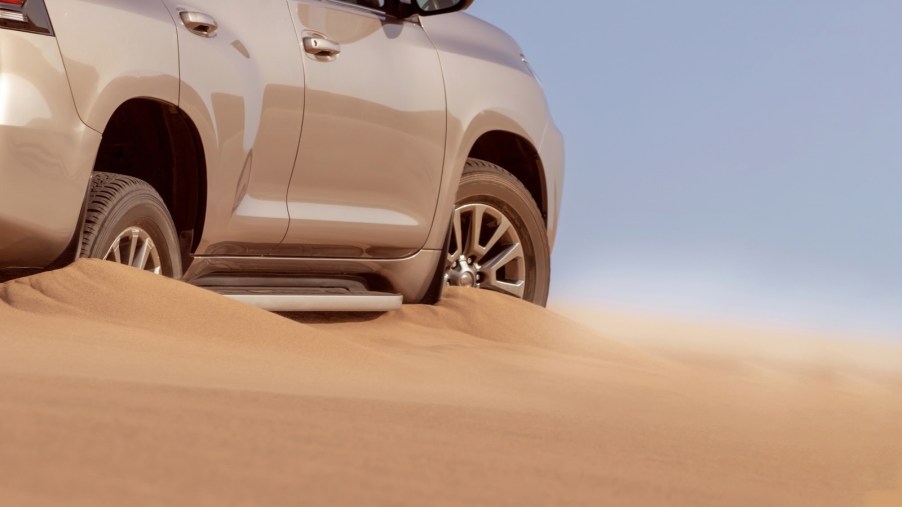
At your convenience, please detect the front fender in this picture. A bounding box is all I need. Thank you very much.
[421,13,561,251]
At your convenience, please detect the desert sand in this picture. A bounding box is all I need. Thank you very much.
[1,259,900,506]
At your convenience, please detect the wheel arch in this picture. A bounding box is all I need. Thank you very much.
[467,130,547,224]
[91,98,207,267]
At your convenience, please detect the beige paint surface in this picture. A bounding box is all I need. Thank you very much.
[1,260,900,506]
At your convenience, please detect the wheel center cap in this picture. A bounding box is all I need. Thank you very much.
[458,271,475,288]
[447,256,480,289]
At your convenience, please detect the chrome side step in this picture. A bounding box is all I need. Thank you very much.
[210,287,403,312]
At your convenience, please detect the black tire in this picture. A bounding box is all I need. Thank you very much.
[80,172,182,278]
[447,158,551,306]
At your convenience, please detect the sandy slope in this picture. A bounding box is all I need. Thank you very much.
[1,260,900,506]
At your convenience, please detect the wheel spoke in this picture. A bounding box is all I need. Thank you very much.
[479,242,526,298]
[482,278,526,299]
[109,237,122,264]
[481,242,523,274]
[133,238,153,269]
[466,205,485,258]
[480,216,512,257]
[127,229,139,265]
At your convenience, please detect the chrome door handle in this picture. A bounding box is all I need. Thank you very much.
[303,36,341,57]
[180,11,218,37]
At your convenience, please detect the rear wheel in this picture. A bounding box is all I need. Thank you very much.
[446,159,551,306]
[79,172,182,278]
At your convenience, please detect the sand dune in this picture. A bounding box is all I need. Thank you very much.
[555,305,902,387]
[1,259,901,506]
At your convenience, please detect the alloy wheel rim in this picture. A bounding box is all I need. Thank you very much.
[104,226,163,275]
[445,203,527,299]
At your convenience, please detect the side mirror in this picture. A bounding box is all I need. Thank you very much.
[413,0,474,16]
[386,0,473,19]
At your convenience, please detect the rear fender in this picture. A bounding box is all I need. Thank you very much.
[43,0,180,131]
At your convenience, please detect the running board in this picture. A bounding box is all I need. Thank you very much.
[210,287,403,312]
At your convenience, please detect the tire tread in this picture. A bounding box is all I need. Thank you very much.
[463,158,543,214]
[79,173,155,258]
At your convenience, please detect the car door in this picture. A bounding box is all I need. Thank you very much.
[160,0,306,256]
[275,0,447,258]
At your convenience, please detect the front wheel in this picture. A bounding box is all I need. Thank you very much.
[446,159,551,306]
[79,172,182,278]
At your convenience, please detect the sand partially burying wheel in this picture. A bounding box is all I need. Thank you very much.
[1,259,900,506]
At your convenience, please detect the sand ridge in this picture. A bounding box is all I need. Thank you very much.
[1,259,901,506]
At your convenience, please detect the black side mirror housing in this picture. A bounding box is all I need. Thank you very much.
[387,0,474,18]
[414,0,475,16]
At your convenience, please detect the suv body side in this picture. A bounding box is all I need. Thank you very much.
[0,0,563,301]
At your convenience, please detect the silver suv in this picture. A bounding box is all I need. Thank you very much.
[0,0,564,311]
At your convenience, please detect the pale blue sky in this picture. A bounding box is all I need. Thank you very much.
[470,1,902,337]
